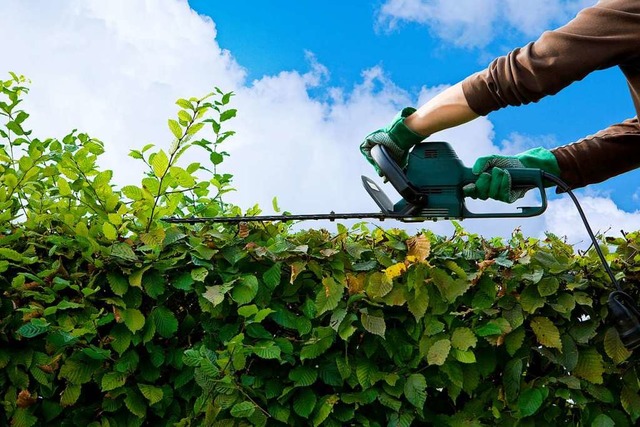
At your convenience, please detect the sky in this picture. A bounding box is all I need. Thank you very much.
[1,0,640,246]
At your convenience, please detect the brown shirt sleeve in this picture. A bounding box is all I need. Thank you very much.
[551,118,640,189]
[462,0,640,116]
[461,0,640,189]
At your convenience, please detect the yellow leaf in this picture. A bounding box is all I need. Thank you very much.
[168,119,182,139]
[75,222,89,237]
[108,213,123,226]
[140,228,166,247]
[385,262,407,281]
[604,327,631,364]
[129,265,152,288]
[5,173,18,189]
[102,222,118,241]
[427,339,451,366]
[151,150,169,178]
[57,177,72,196]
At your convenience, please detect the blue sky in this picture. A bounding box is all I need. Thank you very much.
[2,0,639,243]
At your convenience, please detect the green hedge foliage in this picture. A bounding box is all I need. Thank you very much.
[2,73,640,426]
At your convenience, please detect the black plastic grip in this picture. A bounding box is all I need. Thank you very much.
[507,168,545,190]
[370,144,424,205]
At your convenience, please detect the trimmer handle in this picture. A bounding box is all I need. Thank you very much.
[462,167,548,218]
[508,168,546,191]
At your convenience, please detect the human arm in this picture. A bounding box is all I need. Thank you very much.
[362,1,640,192]
[405,1,640,135]
[461,0,640,116]
[413,0,640,192]
[359,82,479,174]
[403,82,479,136]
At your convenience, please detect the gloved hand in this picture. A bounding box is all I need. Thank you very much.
[463,147,561,203]
[360,107,426,175]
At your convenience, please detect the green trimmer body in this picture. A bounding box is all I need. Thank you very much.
[362,141,547,221]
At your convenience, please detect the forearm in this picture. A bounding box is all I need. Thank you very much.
[552,118,640,189]
[403,82,479,136]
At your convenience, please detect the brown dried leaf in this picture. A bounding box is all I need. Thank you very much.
[38,354,62,374]
[320,248,339,257]
[38,364,54,374]
[113,306,123,323]
[407,234,431,262]
[238,222,250,238]
[473,259,496,284]
[347,273,365,295]
[289,261,306,284]
[477,259,496,272]
[23,281,40,290]
[243,242,258,251]
[22,309,43,322]
[17,390,37,408]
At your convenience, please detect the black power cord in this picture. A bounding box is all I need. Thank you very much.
[541,172,619,288]
[542,172,640,350]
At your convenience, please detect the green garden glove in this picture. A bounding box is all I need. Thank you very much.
[360,107,426,175]
[463,147,561,203]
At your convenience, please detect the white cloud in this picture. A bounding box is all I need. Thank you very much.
[224,64,416,216]
[378,0,596,48]
[544,195,640,247]
[378,0,500,48]
[498,132,559,155]
[2,0,636,245]
[1,0,246,186]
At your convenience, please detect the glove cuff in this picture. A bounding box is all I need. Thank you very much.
[516,147,561,177]
[387,107,427,150]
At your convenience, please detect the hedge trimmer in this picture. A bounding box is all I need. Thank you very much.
[164,141,640,350]
[164,141,548,224]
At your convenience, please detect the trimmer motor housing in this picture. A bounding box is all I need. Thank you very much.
[362,141,548,221]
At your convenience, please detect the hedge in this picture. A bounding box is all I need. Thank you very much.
[1,73,640,426]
